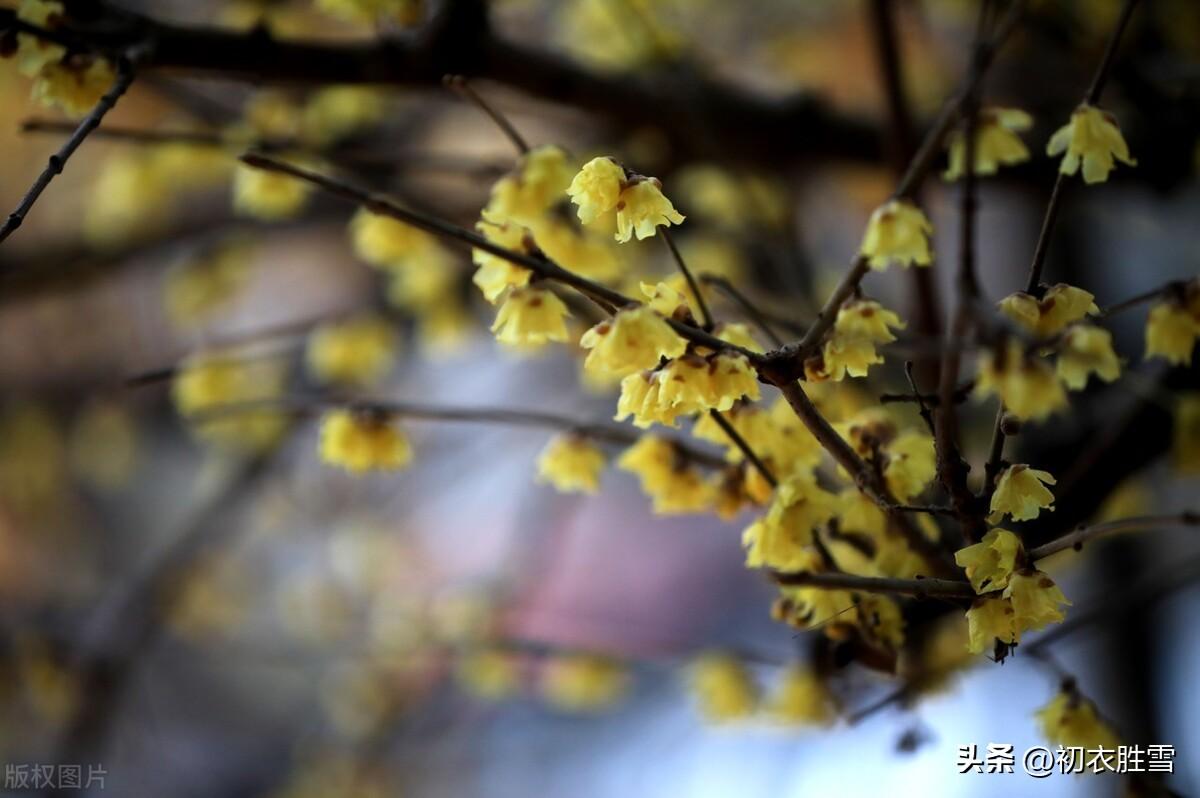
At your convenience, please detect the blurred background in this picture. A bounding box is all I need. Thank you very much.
[0,0,1198,796]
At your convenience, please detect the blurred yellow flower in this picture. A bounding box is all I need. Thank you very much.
[742,475,836,570]
[172,354,288,452]
[954,528,1023,593]
[69,401,137,491]
[975,340,1068,421]
[164,240,252,329]
[485,145,575,228]
[766,665,835,726]
[15,0,66,76]
[539,655,629,712]
[997,283,1098,337]
[232,160,313,220]
[535,434,607,494]
[1036,689,1121,750]
[966,598,1017,654]
[472,215,534,303]
[31,57,114,116]
[318,410,412,473]
[990,464,1056,522]
[617,434,714,514]
[314,0,423,25]
[688,653,758,723]
[1047,104,1135,184]
[883,429,936,503]
[859,199,933,270]
[306,315,399,388]
[1056,324,1121,389]
[1145,301,1198,364]
[579,306,686,376]
[944,107,1032,181]
[490,286,571,347]
[1174,393,1200,473]
[1004,569,1070,631]
[457,648,522,701]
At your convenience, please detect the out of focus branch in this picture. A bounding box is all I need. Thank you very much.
[1028,512,1199,561]
[769,570,974,599]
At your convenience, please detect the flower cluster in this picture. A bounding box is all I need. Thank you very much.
[567,157,685,242]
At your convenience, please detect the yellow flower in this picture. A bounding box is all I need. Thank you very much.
[954,528,1023,593]
[32,57,115,117]
[238,90,302,141]
[990,464,1056,521]
[317,410,412,473]
[490,286,571,347]
[539,655,629,712]
[314,0,423,26]
[163,239,252,329]
[656,353,761,415]
[0,402,66,512]
[774,558,857,633]
[742,475,837,570]
[566,158,684,241]
[1145,301,1199,365]
[640,278,694,319]
[766,665,835,726]
[485,145,575,228]
[858,199,933,270]
[172,354,288,452]
[566,156,627,225]
[966,598,1017,654]
[1056,324,1121,389]
[687,653,758,723]
[815,299,905,381]
[301,86,387,147]
[1047,104,1136,184]
[15,0,66,77]
[305,315,398,388]
[883,430,936,502]
[617,435,714,514]
[528,216,623,282]
[944,107,1032,180]
[350,207,442,271]
[615,179,686,242]
[555,0,680,72]
[473,217,534,303]
[232,160,313,220]
[975,340,1068,421]
[1003,569,1071,631]
[1036,689,1121,750]
[615,371,685,429]
[535,435,606,494]
[998,283,1098,337]
[579,306,687,376]
[1174,393,1200,473]
[456,648,521,700]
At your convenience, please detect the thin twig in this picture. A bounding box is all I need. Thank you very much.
[904,361,935,435]
[237,153,752,360]
[443,74,531,156]
[1028,512,1199,561]
[769,570,975,599]
[700,274,785,347]
[0,52,141,247]
[1099,280,1186,318]
[707,410,776,488]
[661,229,713,330]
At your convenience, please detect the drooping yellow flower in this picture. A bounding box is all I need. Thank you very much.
[640,278,694,319]
[535,435,606,494]
[1036,689,1121,750]
[566,156,626,225]
[314,0,423,26]
[966,598,1017,654]
[615,371,685,429]
[858,199,933,270]
[944,107,1032,180]
[485,145,576,228]
[300,86,387,147]
[81,151,174,248]
[472,215,534,303]
[990,464,1056,521]
[687,653,758,723]
[617,435,714,514]
[579,306,687,376]
[655,353,761,415]
[1003,569,1071,632]
[766,665,835,726]
[317,409,412,473]
[773,554,857,633]
[232,160,313,220]
[305,315,399,388]
[539,655,629,712]
[31,57,115,117]
[954,528,1024,593]
[555,0,680,72]
[742,475,837,570]
[490,286,571,347]
[615,179,686,242]
[237,90,302,142]
[566,158,684,242]
[1145,301,1199,365]
[1047,104,1136,184]
[975,340,1068,421]
[1174,393,1200,473]
[528,215,623,282]
[172,354,288,452]
[883,429,936,502]
[998,283,1099,337]
[163,240,252,329]
[69,401,137,491]
[15,0,66,77]
[814,299,905,381]
[456,648,521,701]
[1056,325,1121,389]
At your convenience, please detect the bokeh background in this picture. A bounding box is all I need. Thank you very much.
[0,0,1198,796]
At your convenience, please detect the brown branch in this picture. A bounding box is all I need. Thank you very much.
[698,274,786,348]
[443,74,530,156]
[707,410,776,488]
[237,153,751,359]
[1028,512,1199,561]
[661,228,713,330]
[769,570,974,599]
[0,52,140,247]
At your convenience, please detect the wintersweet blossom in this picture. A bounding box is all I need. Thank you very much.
[305,315,398,388]
[539,655,629,712]
[813,299,905,381]
[742,475,836,570]
[974,340,1068,421]
[1145,300,1199,365]
[990,465,1056,521]
[317,410,412,473]
[32,58,115,117]
[766,665,835,726]
[485,145,575,228]
[997,283,1098,337]
[1036,689,1121,750]
[617,435,713,514]
[954,528,1024,594]
[943,107,1033,181]
[687,653,758,723]
[1047,104,1135,184]
[1055,325,1121,389]
[859,199,933,270]
[566,157,685,241]
[579,307,687,376]
[535,435,606,494]
[1004,569,1071,632]
[490,286,571,347]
